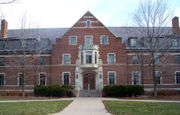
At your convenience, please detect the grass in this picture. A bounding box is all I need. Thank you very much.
[0,100,72,115]
[103,101,180,115]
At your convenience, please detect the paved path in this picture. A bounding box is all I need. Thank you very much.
[50,97,111,115]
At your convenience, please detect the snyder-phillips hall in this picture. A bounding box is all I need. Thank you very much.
[0,11,180,96]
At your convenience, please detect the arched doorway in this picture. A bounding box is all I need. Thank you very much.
[83,73,95,90]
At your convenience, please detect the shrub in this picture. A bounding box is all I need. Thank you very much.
[103,85,144,97]
[34,85,71,97]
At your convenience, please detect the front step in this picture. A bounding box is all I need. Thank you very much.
[79,90,100,97]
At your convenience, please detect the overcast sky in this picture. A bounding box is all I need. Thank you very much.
[0,0,180,29]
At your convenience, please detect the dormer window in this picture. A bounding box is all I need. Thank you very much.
[171,39,178,47]
[129,37,137,47]
[86,20,91,28]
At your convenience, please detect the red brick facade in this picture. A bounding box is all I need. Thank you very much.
[0,11,180,95]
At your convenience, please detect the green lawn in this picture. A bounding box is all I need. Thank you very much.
[103,101,180,115]
[0,100,72,115]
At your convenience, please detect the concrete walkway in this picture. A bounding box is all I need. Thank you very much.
[50,97,111,115]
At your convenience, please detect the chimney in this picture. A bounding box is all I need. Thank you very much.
[172,17,180,34]
[1,19,8,38]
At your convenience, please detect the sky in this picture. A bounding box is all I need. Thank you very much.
[0,0,180,29]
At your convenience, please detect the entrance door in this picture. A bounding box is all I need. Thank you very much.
[83,73,95,90]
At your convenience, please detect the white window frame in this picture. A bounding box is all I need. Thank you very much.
[107,53,116,64]
[175,71,180,84]
[86,20,91,28]
[108,71,116,85]
[0,73,5,86]
[154,54,160,64]
[62,53,71,65]
[155,71,162,85]
[100,35,109,45]
[62,72,71,85]
[85,35,93,45]
[39,72,46,86]
[132,71,140,85]
[129,38,137,47]
[132,55,138,64]
[69,36,77,45]
[17,72,23,86]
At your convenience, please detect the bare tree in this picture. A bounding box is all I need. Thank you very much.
[132,0,174,96]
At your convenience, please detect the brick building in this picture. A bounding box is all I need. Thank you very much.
[0,11,180,96]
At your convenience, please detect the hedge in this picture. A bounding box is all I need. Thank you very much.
[103,85,144,97]
[34,85,74,97]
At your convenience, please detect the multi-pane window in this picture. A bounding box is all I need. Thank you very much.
[133,72,140,85]
[85,36,93,45]
[40,56,46,65]
[39,73,45,86]
[108,53,115,64]
[171,39,178,47]
[86,51,92,64]
[175,55,180,64]
[86,20,91,28]
[154,55,160,64]
[101,35,108,45]
[129,38,137,47]
[19,57,24,66]
[63,73,70,85]
[0,74,4,86]
[132,55,138,64]
[155,72,161,85]
[108,72,115,85]
[18,73,23,86]
[63,54,70,65]
[176,72,180,84]
[0,57,5,66]
[69,36,77,45]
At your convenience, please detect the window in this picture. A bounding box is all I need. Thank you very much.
[69,36,77,45]
[132,55,138,64]
[39,73,45,85]
[63,54,70,65]
[101,35,108,45]
[85,36,93,45]
[40,56,46,65]
[95,52,97,64]
[133,72,140,85]
[176,72,180,84]
[155,72,161,84]
[154,54,159,64]
[108,72,116,85]
[175,55,180,64]
[86,20,91,28]
[108,53,115,64]
[86,51,92,64]
[0,74,4,86]
[63,73,70,85]
[0,57,5,66]
[19,57,24,66]
[18,73,23,86]
[129,38,137,47]
[81,52,83,64]
[171,39,178,47]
